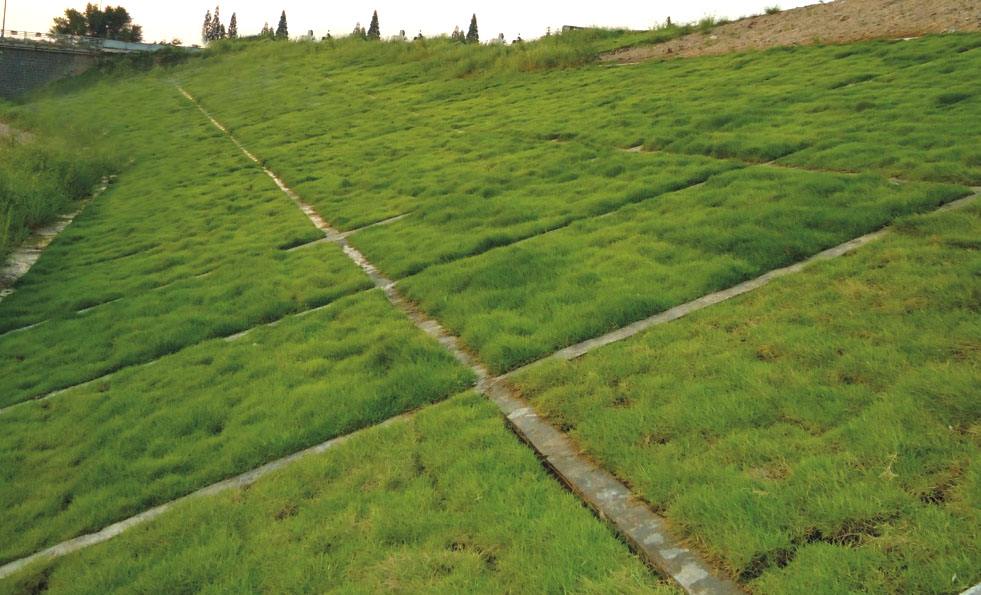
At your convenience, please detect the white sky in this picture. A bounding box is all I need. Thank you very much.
[4,0,815,46]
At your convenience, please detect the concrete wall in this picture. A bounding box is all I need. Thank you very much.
[0,43,97,100]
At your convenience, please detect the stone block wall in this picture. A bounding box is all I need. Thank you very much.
[0,44,97,100]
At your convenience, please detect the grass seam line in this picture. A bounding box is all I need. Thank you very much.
[178,85,742,594]
[0,413,414,581]
[0,177,112,305]
[286,212,413,252]
[503,188,980,378]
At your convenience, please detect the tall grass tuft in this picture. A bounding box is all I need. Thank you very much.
[0,133,119,260]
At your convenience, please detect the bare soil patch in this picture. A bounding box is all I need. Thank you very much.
[603,0,981,63]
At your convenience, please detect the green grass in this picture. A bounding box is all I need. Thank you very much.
[2,393,676,594]
[0,125,118,262]
[0,76,323,333]
[510,205,981,592]
[0,290,474,565]
[399,167,967,373]
[2,29,979,593]
[0,74,382,406]
[0,242,370,406]
[175,34,981,200]
[350,145,739,277]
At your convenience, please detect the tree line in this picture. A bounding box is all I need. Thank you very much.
[50,3,142,42]
[201,8,485,44]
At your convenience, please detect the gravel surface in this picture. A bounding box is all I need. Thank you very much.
[603,0,981,62]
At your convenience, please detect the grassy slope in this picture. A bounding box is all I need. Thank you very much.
[1,30,978,593]
[512,205,981,592]
[0,290,474,565]
[2,394,677,594]
[401,167,966,372]
[0,75,322,331]
[169,34,978,375]
[0,75,378,406]
[0,132,117,263]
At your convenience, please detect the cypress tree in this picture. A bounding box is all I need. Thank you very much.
[466,13,478,44]
[367,10,380,40]
[211,6,222,40]
[450,25,464,42]
[352,22,365,39]
[275,10,288,39]
[201,10,212,44]
[227,12,237,38]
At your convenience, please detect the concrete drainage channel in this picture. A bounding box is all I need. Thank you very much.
[3,86,976,591]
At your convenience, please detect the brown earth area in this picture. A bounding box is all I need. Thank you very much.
[602,0,981,63]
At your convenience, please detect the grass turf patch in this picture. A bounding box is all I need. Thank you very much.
[0,76,322,332]
[2,393,677,594]
[0,242,371,407]
[349,145,740,278]
[399,167,967,373]
[0,290,475,565]
[510,204,981,592]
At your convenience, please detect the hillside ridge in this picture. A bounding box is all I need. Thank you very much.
[603,0,981,62]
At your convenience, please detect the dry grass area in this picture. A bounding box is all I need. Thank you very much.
[603,0,981,62]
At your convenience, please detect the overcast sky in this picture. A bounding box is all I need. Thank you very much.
[5,0,815,46]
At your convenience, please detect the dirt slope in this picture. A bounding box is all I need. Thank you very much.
[603,0,981,62]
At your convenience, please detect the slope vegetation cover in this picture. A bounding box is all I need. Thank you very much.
[1,29,979,593]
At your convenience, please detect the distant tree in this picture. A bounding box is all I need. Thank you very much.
[466,13,478,44]
[275,10,288,39]
[227,12,237,38]
[260,22,271,37]
[366,10,380,40]
[52,3,142,41]
[450,25,464,42]
[413,30,424,40]
[201,9,212,44]
[352,22,365,39]
[211,6,225,41]
[52,8,87,35]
